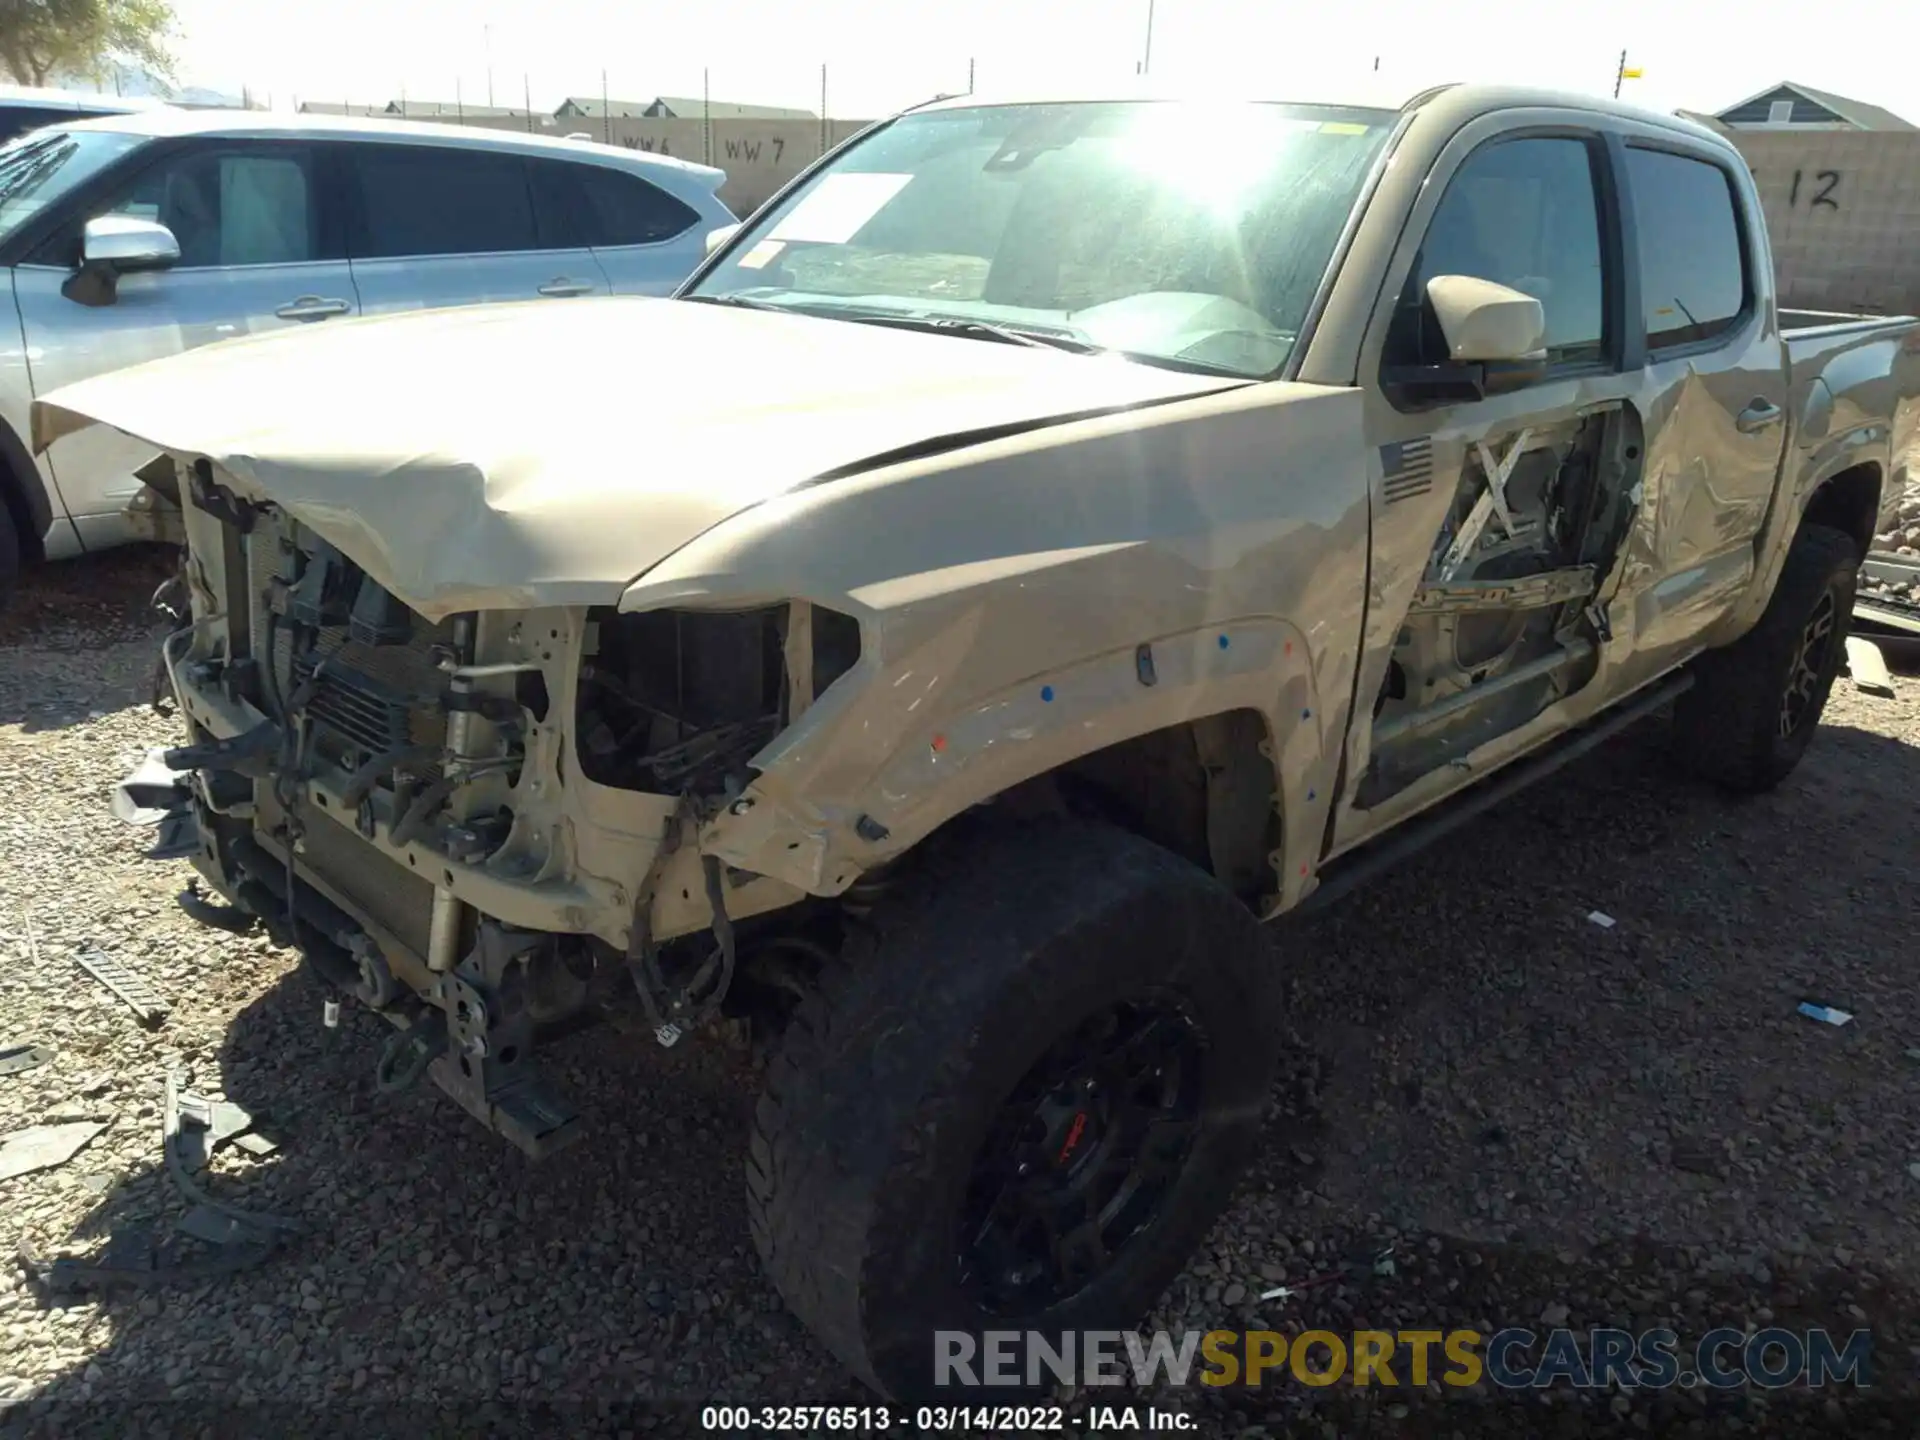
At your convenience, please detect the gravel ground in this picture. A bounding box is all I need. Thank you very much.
[2,547,1919,1437]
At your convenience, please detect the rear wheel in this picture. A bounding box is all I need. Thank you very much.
[0,503,19,613]
[745,821,1282,1401]
[1671,522,1858,792]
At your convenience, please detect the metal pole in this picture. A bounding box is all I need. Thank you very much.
[456,77,464,124]
[524,74,532,131]
[1142,0,1156,75]
[485,24,494,107]
[602,69,610,143]
[968,57,975,94]
[703,67,711,166]
[820,63,828,158]
[1613,49,1626,99]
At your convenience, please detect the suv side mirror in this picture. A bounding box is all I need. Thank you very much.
[83,214,181,273]
[1426,274,1545,362]
[64,215,181,307]
[705,222,742,256]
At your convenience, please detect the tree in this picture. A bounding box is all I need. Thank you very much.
[0,0,175,90]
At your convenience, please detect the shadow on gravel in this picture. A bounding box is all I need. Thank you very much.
[1,546,179,735]
[8,709,1919,1436]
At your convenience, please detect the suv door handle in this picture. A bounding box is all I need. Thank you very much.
[537,278,596,298]
[275,296,352,321]
[1736,399,1784,434]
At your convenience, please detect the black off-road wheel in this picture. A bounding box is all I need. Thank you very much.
[745,821,1282,1401]
[0,503,19,614]
[1671,521,1858,792]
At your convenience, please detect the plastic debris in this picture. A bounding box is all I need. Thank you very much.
[0,1041,52,1078]
[0,1121,109,1181]
[1586,910,1617,929]
[1797,1002,1854,1026]
[1845,636,1896,697]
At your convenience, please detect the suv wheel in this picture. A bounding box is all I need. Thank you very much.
[745,821,1282,1400]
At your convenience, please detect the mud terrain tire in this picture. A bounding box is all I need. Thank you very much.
[745,821,1282,1400]
[1671,521,1857,793]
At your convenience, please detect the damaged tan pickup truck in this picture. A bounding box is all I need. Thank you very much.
[37,84,1920,1397]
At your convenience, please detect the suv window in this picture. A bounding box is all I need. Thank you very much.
[1388,136,1608,368]
[98,145,318,267]
[348,145,540,258]
[1625,147,1746,348]
[573,164,699,245]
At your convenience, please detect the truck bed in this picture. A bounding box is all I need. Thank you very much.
[1774,310,1920,634]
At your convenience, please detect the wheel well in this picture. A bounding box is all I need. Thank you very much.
[1802,462,1882,558]
[0,415,50,564]
[999,710,1282,909]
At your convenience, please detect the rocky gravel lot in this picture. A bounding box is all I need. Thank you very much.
[2,547,1919,1437]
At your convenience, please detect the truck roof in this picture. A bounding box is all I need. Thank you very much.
[909,82,1729,149]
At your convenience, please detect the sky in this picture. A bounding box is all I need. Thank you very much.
[161,0,1917,124]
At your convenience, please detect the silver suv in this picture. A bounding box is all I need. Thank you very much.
[0,108,735,599]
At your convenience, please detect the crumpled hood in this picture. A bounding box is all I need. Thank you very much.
[32,297,1241,620]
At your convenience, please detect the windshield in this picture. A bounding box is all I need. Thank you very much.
[0,127,146,250]
[687,100,1394,378]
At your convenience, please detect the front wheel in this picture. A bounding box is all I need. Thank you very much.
[745,821,1282,1401]
[1671,521,1858,792]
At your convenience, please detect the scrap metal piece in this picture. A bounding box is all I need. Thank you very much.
[162,1070,303,1238]
[0,1041,52,1078]
[0,1120,109,1181]
[73,944,170,1028]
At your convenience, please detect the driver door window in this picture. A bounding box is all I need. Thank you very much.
[1386,136,1609,370]
[102,147,320,267]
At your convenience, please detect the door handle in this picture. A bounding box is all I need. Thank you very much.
[537,278,596,298]
[1735,399,1784,434]
[275,296,352,321]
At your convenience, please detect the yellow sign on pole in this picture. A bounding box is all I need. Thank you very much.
[1622,67,1645,79]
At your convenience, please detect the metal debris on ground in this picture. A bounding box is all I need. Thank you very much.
[12,1073,301,1295]
[163,1070,301,1241]
[0,1120,109,1181]
[0,1040,52,1078]
[1586,910,1617,929]
[71,942,170,1028]
[1844,635,1897,697]
[1259,1241,1400,1302]
[1797,1002,1854,1027]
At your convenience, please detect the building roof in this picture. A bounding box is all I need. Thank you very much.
[297,101,385,116]
[1714,81,1914,131]
[386,101,534,119]
[554,96,655,118]
[645,97,816,120]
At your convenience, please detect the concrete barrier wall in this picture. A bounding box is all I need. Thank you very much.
[1725,131,1920,318]
[426,113,875,218]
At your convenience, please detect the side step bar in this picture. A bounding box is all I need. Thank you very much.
[1295,670,1694,917]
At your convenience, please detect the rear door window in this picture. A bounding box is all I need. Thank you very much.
[1625,147,1748,349]
[571,164,700,245]
[348,144,540,258]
